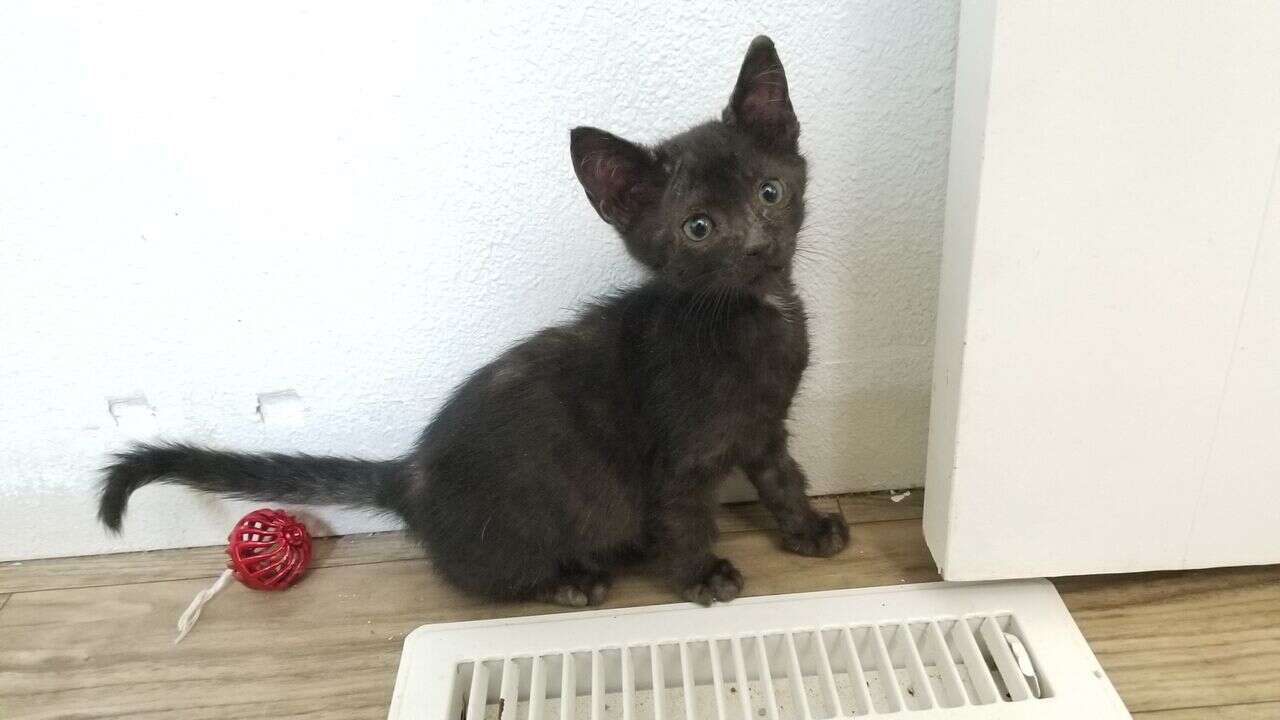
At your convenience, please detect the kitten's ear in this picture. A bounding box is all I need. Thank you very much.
[570,127,661,228]
[723,35,799,151]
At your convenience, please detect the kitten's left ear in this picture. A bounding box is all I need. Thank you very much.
[723,35,800,151]
[570,127,662,229]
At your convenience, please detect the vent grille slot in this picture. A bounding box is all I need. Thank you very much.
[448,615,1046,719]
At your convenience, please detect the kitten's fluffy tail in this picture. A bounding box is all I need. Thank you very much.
[98,442,405,532]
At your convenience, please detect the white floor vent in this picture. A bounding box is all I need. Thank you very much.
[389,579,1128,719]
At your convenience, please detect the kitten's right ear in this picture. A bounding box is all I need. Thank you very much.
[570,127,661,229]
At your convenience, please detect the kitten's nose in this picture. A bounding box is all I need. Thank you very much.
[743,229,771,256]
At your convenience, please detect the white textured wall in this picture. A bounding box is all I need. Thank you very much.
[0,2,957,560]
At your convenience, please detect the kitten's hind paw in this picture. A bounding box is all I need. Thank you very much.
[681,558,744,606]
[539,571,611,607]
[782,512,849,557]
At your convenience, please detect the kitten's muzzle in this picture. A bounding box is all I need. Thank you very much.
[741,225,774,257]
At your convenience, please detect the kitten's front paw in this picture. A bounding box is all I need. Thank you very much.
[681,559,744,606]
[782,512,849,557]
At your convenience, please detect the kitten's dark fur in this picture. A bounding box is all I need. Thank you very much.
[99,36,848,607]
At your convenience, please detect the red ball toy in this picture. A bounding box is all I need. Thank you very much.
[226,508,312,590]
[174,508,313,643]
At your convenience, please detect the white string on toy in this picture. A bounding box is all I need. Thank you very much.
[175,568,235,644]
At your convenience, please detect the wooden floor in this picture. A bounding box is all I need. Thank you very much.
[1,491,1277,719]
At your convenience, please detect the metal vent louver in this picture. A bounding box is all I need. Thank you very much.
[389,580,1128,719]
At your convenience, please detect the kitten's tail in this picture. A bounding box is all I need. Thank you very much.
[98,442,405,532]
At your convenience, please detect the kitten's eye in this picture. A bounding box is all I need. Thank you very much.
[759,179,784,205]
[682,215,714,241]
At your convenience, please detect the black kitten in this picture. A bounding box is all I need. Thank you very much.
[99,36,848,607]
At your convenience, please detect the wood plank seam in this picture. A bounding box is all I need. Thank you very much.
[1144,699,1280,713]
[1132,700,1280,718]
[2,557,440,596]
[839,514,928,527]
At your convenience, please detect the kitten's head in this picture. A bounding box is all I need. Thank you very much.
[571,36,806,296]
